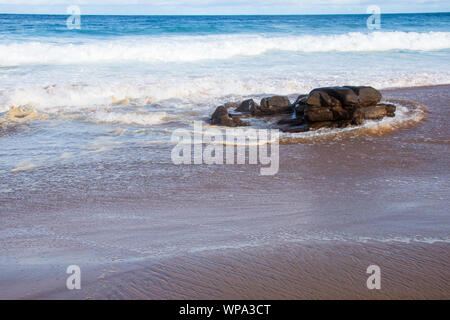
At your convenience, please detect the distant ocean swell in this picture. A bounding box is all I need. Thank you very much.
[1,31,450,66]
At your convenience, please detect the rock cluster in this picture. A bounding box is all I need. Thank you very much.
[210,86,396,132]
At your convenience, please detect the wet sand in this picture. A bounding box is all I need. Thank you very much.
[0,85,449,299]
[52,241,450,300]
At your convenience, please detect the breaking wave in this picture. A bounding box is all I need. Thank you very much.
[1,31,449,66]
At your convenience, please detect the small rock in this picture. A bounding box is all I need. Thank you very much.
[224,102,240,110]
[379,103,396,117]
[210,106,248,127]
[310,87,359,108]
[253,96,292,115]
[235,99,257,113]
[345,86,382,107]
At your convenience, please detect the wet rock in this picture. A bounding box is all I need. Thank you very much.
[252,96,292,115]
[292,95,307,107]
[280,123,309,133]
[330,104,350,120]
[305,105,334,122]
[294,86,387,129]
[345,86,382,107]
[294,94,308,102]
[351,108,364,125]
[277,116,305,126]
[294,96,308,114]
[380,103,396,117]
[310,87,359,108]
[235,99,257,113]
[361,105,388,120]
[224,102,240,110]
[208,85,394,132]
[210,106,248,127]
[361,103,396,120]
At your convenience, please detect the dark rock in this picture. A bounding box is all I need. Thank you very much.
[330,104,350,120]
[294,85,387,129]
[304,91,322,107]
[295,104,307,116]
[224,102,240,110]
[253,96,292,115]
[235,99,257,113]
[361,103,396,120]
[351,108,364,125]
[305,105,334,122]
[209,85,393,132]
[280,123,309,133]
[277,116,305,126]
[361,105,387,120]
[308,120,357,131]
[294,97,308,114]
[305,90,342,109]
[308,86,381,108]
[210,106,248,127]
[345,86,382,107]
[310,87,359,108]
[379,103,396,117]
[292,95,308,107]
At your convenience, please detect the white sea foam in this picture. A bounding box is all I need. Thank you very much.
[0,72,448,114]
[0,31,449,66]
[87,110,169,126]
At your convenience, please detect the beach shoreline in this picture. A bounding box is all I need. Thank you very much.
[1,84,449,300]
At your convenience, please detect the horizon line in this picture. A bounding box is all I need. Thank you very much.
[0,11,448,16]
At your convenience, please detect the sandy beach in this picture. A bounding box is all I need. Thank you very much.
[1,84,449,299]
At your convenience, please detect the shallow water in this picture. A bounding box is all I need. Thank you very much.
[1,86,449,267]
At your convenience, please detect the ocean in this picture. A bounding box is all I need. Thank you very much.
[1,13,449,112]
[0,13,449,299]
[1,13,449,165]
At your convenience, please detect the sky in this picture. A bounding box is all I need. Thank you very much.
[0,0,449,15]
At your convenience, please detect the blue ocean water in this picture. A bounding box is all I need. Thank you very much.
[1,13,450,38]
[0,13,449,114]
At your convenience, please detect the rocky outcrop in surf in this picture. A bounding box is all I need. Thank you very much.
[210,86,396,132]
